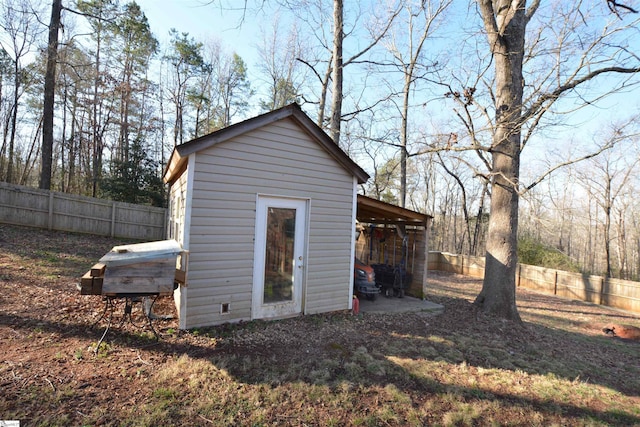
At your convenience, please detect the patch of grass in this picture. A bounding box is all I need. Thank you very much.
[133,330,157,342]
[34,250,61,264]
[441,401,483,426]
[91,341,111,358]
[153,387,178,401]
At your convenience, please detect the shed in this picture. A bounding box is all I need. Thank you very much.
[163,104,369,329]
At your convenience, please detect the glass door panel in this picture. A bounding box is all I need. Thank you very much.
[264,207,295,303]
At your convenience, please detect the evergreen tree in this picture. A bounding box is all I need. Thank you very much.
[100,137,165,207]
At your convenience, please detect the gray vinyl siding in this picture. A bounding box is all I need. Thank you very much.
[183,118,355,328]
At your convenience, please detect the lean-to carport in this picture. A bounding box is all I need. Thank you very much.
[356,195,433,299]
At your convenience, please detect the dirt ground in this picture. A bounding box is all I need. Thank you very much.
[1,224,639,425]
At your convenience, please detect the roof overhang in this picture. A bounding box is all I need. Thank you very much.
[357,194,432,227]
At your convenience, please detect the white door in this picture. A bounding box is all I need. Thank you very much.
[252,196,307,320]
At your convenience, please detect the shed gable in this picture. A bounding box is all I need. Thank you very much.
[163,103,369,186]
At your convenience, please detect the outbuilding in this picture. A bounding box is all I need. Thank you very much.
[163,104,369,329]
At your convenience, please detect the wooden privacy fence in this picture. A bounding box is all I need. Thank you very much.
[429,251,640,314]
[0,182,166,241]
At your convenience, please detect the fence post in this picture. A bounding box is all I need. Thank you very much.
[111,202,116,238]
[554,271,558,295]
[48,191,54,230]
[163,208,169,239]
[422,221,429,300]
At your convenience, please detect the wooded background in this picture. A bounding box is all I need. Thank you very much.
[1,0,639,283]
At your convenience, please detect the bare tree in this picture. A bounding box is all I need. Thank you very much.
[576,144,639,278]
[0,0,43,184]
[436,152,474,253]
[328,0,344,144]
[464,1,640,321]
[40,0,62,190]
[631,202,640,280]
[280,0,401,144]
[255,15,305,111]
[383,0,451,207]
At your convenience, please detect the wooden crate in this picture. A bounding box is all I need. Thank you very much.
[78,270,103,295]
[98,240,184,296]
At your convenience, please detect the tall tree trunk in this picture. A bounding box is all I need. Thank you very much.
[472,184,488,256]
[21,117,43,185]
[604,202,612,278]
[40,0,62,190]
[474,0,528,322]
[329,0,343,144]
[7,87,18,183]
[0,106,9,180]
[400,73,409,208]
[60,88,66,192]
[118,65,132,164]
[616,209,627,279]
[0,71,4,179]
[68,101,77,193]
[92,24,102,197]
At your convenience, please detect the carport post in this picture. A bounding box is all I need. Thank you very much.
[422,218,431,300]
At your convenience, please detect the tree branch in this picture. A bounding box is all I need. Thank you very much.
[525,0,541,23]
[477,0,502,49]
[607,0,639,18]
[522,66,640,124]
[295,57,326,85]
[343,4,403,67]
[524,126,640,193]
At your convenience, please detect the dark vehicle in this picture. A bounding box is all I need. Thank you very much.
[354,258,379,300]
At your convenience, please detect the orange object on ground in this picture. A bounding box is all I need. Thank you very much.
[352,295,359,315]
[602,324,640,341]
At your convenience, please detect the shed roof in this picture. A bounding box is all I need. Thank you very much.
[163,103,370,185]
[357,195,432,227]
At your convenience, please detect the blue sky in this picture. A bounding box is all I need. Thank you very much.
[135,0,262,69]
